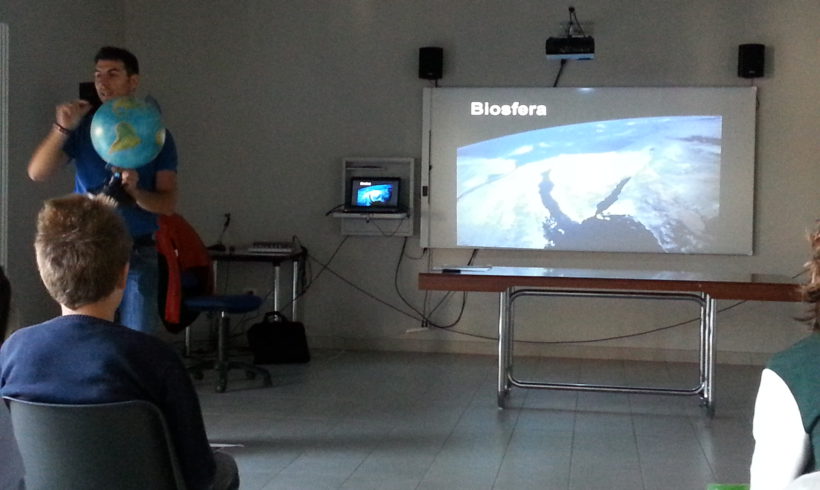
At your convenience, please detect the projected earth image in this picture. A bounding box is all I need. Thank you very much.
[356,184,393,206]
[456,116,722,253]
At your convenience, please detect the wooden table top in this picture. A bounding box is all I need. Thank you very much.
[419,266,802,302]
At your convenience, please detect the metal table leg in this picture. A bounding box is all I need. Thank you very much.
[291,258,300,321]
[702,293,716,416]
[496,287,713,415]
[497,290,510,408]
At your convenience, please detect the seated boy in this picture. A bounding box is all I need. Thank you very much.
[0,264,24,489]
[0,194,237,490]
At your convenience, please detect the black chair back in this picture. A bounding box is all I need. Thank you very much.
[5,397,186,490]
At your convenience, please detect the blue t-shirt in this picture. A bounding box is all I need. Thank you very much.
[63,113,178,238]
[0,315,215,489]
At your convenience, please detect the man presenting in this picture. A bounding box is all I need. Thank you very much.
[28,46,177,335]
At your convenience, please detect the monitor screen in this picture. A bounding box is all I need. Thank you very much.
[349,177,401,210]
[420,87,757,255]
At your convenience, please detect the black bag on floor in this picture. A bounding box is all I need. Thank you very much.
[247,311,310,364]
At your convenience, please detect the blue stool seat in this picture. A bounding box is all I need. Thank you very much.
[184,294,271,393]
[185,294,263,314]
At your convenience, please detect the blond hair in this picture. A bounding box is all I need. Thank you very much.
[35,194,132,309]
[801,223,820,329]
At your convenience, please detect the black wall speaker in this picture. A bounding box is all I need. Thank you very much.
[419,47,443,80]
[738,44,765,78]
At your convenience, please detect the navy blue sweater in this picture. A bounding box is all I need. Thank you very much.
[0,315,215,489]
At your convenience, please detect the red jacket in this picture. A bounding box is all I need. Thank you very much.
[155,214,213,330]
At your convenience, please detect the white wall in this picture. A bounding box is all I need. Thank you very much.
[0,1,125,326]
[4,1,819,364]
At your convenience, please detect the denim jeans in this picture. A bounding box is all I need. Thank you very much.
[118,244,160,335]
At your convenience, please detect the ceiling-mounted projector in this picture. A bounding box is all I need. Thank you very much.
[545,36,595,60]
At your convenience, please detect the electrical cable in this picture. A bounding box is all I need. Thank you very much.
[518,299,748,345]
[393,238,469,329]
[370,217,408,237]
[419,296,746,344]
[274,235,346,315]
[310,254,421,320]
[568,7,587,37]
[324,204,345,216]
[217,261,232,294]
[265,235,809,347]
[401,241,427,261]
[394,237,427,319]
[294,237,467,329]
[422,248,478,325]
[552,59,567,87]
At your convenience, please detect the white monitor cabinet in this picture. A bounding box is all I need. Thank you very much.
[333,157,416,237]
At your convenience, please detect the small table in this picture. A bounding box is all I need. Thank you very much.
[419,267,801,414]
[210,249,303,320]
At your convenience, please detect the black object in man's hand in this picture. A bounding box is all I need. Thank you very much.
[101,174,135,207]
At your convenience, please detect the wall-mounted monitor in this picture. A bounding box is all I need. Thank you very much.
[420,86,757,255]
[347,177,401,212]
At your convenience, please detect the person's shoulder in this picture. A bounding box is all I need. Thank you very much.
[787,332,820,353]
[120,327,182,359]
[98,326,185,377]
[115,324,172,346]
[161,128,177,148]
[149,128,177,171]
[8,316,117,342]
[769,332,820,368]
[5,317,62,338]
[0,318,62,360]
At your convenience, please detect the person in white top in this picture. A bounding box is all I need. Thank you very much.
[750,223,820,489]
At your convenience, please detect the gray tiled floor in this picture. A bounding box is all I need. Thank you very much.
[193,350,760,490]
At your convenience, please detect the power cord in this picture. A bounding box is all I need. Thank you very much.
[370,217,408,237]
[324,204,345,216]
[393,238,471,329]
[552,59,567,87]
[276,235,348,314]
[255,234,809,346]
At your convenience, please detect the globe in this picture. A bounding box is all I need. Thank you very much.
[90,95,166,169]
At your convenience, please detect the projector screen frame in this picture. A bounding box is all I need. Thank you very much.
[420,86,757,256]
